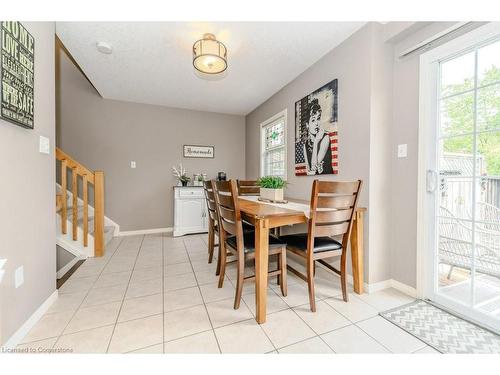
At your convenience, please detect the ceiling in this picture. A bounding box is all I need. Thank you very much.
[56,22,365,115]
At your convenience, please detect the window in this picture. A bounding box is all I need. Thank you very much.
[260,110,287,179]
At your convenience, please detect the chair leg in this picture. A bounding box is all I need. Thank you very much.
[313,261,316,277]
[215,233,222,276]
[234,254,245,309]
[279,249,287,297]
[218,241,226,288]
[340,251,349,302]
[208,223,214,264]
[277,254,281,286]
[306,257,316,312]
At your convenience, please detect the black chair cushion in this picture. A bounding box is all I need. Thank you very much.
[280,233,342,253]
[226,231,284,253]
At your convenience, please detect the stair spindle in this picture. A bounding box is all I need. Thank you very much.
[61,159,68,234]
[72,167,78,241]
[83,174,89,247]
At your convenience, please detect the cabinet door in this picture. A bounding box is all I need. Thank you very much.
[179,198,204,232]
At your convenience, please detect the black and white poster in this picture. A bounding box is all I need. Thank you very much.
[1,21,35,129]
[295,79,338,176]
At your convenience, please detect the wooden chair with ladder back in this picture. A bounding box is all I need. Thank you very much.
[237,180,260,196]
[280,179,362,312]
[213,180,288,309]
[203,180,222,274]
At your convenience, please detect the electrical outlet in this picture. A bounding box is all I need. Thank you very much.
[15,266,24,288]
[130,161,136,169]
[397,144,408,158]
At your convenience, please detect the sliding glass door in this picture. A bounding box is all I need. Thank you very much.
[421,23,500,332]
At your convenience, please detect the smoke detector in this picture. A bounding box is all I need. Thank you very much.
[96,41,113,54]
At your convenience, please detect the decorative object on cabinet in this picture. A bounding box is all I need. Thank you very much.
[192,173,206,186]
[295,79,339,176]
[172,163,190,186]
[257,176,287,202]
[217,171,226,181]
[183,145,214,158]
[173,186,209,237]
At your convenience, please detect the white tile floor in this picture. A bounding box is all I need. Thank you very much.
[17,233,438,354]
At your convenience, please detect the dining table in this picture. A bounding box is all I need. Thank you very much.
[238,196,366,324]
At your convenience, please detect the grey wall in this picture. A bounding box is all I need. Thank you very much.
[388,22,485,287]
[246,23,392,283]
[56,47,246,231]
[0,22,56,345]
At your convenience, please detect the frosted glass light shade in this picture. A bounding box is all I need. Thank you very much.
[193,33,227,74]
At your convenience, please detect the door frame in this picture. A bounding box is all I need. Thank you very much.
[416,22,500,331]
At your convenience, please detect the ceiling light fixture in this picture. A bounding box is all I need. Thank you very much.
[192,33,227,75]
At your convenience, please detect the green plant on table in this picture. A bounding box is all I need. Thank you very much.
[257,176,287,189]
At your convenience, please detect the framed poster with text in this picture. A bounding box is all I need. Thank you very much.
[0,21,35,129]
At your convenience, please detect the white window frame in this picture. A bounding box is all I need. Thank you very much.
[260,109,287,179]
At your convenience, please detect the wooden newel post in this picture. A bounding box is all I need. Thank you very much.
[94,171,105,257]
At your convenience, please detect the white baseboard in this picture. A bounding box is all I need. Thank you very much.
[390,279,418,298]
[117,227,173,237]
[2,290,58,349]
[362,278,417,297]
[364,279,393,294]
[56,256,82,279]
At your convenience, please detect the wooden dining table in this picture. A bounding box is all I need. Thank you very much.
[238,196,366,324]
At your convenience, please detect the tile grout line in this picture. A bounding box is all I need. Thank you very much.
[182,235,222,354]
[47,237,125,349]
[105,235,145,353]
[161,233,165,353]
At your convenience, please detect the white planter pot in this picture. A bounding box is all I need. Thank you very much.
[260,187,284,201]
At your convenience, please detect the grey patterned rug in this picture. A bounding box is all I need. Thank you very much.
[380,300,500,353]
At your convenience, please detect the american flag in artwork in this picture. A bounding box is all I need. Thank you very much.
[295,141,307,176]
[295,131,339,176]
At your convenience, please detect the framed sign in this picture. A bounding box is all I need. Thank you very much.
[183,145,214,159]
[0,21,35,129]
[294,79,338,176]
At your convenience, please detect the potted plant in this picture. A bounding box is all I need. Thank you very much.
[257,176,287,201]
[172,164,191,186]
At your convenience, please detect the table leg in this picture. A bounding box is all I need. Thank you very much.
[254,218,269,324]
[350,210,364,294]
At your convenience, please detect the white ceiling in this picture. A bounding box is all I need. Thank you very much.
[56,22,365,115]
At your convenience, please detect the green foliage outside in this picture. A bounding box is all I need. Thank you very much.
[442,66,500,176]
[257,176,287,189]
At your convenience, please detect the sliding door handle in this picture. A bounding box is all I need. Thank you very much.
[426,170,438,193]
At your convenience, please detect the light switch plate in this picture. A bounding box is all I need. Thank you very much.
[15,266,24,288]
[39,135,50,154]
[130,161,136,169]
[397,144,408,158]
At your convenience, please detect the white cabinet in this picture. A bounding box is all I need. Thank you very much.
[173,187,208,237]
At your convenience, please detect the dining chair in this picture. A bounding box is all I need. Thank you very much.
[280,179,362,311]
[213,180,288,309]
[237,180,260,196]
[202,180,220,271]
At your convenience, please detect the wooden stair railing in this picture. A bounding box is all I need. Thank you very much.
[56,148,105,257]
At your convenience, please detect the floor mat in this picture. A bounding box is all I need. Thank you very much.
[380,300,500,353]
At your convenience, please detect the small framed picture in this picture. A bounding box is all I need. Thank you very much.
[183,145,215,159]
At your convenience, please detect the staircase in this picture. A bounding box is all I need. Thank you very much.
[56,148,116,261]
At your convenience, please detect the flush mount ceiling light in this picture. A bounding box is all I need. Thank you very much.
[96,41,113,54]
[192,33,227,75]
